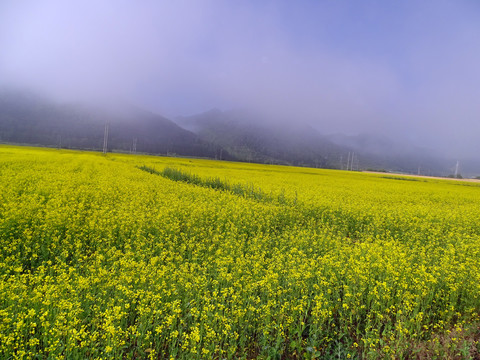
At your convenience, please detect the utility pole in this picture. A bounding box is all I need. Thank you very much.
[132,137,137,155]
[103,122,109,154]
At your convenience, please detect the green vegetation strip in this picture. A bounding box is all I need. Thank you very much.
[138,165,290,204]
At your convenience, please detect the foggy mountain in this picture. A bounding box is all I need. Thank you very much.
[175,109,462,176]
[327,133,453,176]
[1,88,478,177]
[0,88,227,158]
[176,109,344,168]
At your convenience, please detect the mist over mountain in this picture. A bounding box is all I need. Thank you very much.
[176,109,342,167]
[1,87,479,177]
[327,133,456,176]
[0,88,226,158]
[176,108,474,176]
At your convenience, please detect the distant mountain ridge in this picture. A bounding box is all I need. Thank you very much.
[326,132,450,175]
[175,109,460,176]
[176,109,345,168]
[1,88,478,177]
[0,88,228,158]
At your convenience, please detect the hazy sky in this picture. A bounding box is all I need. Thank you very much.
[1,1,480,157]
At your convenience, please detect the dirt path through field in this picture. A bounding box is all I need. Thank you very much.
[362,171,480,183]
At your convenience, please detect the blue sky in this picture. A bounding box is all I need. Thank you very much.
[1,1,480,157]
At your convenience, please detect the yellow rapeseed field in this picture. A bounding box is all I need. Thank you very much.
[1,145,479,359]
